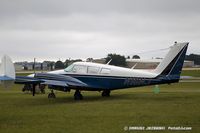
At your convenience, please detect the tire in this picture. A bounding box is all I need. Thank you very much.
[48,93,56,98]
[102,90,110,97]
[74,91,83,100]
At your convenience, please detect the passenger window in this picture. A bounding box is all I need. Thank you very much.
[100,68,111,74]
[88,66,100,74]
[72,65,87,74]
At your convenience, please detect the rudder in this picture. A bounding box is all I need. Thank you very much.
[153,42,189,79]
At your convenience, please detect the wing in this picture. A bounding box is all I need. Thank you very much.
[15,76,44,84]
[15,73,88,89]
[38,73,88,88]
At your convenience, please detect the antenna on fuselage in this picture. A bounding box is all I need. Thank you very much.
[106,59,112,65]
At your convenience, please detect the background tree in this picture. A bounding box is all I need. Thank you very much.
[24,66,28,70]
[105,53,126,67]
[132,55,140,59]
[186,54,200,65]
[55,61,64,69]
[64,59,71,68]
[45,61,55,71]
[86,58,93,62]
[64,59,83,68]
[73,59,82,62]
[49,62,55,70]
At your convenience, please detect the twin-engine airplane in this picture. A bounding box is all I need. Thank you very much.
[0,42,189,100]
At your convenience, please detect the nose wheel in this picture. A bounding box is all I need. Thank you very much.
[48,90,56,98]
[74,90,83,100]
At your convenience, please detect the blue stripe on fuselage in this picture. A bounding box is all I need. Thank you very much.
[62,74,178,90]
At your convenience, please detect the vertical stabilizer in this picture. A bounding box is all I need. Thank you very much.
[0,55,15,80]
[153,42,189,78]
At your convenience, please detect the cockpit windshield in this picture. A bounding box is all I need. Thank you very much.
[64,64,74,72]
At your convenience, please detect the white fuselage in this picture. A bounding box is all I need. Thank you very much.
[49,62,158,78]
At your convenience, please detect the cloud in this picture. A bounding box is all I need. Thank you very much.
[1,0,200,16]
[0,0,199,61]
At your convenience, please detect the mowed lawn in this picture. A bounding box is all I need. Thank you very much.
[181,69,200,77]
[0,81,200,133]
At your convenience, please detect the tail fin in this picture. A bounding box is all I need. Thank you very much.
[0,55,15,80]
[153,42,189,79]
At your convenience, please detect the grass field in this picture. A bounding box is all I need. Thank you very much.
[181,70,200,77]
[0,81,200,133]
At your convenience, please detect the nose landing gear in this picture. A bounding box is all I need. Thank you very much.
[48,90,56,98]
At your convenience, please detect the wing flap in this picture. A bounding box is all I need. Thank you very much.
[35,73,88,88]
[42,80,68,87]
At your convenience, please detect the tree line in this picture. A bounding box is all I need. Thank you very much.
[52,54,140,69]
[37,53,199,70]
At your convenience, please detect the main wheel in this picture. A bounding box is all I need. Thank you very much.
[102,90,110,97]
[74,90,83,100]
[39,84,46,94]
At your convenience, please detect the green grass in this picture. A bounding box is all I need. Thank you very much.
[16,73,33,76]
[181,70,200,77]
[0,82,200,133]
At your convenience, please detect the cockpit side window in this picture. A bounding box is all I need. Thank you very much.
[72,65,87,74]
[87,66,100,74]
[100,68,111,74]
[64,64,74,72]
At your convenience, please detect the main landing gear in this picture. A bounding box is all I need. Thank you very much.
[48,90,56,98]
[74,90,83,100]
[102,90,110,97]
[47,89,110,100]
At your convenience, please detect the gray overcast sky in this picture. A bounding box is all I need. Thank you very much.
[0,0,199,62]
